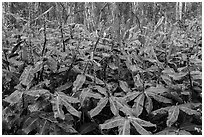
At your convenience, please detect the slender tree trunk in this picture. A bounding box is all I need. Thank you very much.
[176,2,179,20]
[179,2,183,20]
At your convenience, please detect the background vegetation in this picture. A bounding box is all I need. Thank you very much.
[2,2,202,135]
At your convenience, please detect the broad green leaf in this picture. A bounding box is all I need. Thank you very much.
[180,106,200,116]
[130,117,156,127]
[114,97,132,116]
[161,75,172,85]
[54,92,81,118]
[100,116,125,129]
[20,65,34,86]
[61,98,81,118]
[4,90,23,104]
[123,91,140,102]
[179,102,201,109]
[155,127,192,135]
[119,119,130,135]
[94,85,107,96]
[56,82,72,92]
[178,130,192,135]
[32,61,44,73]
[86,92,102,99]
[51,95,65,120]
[58,91,80,103]
[148,93,172,104]
[25,89,50,97]
[167,106,180,127]
[130,118,152,135]
[8,58,24,66]
[89,97,108,118]
[85,74,104,85]
[80,88,102,105]
[57,122,78,134]
[191,71,202,80]
[79,88,90,105]
[180,123,202,132]
[73,74,86,92]
[109,96,118,116]
[79,122,98,135]
[132,93,145,117]
[39,112,58,123]
[168,72,188,81]
[151,106,171,116]
[45,56,58,72]
[22,117,39,134]
[145,85,168,94]
[145,95,153,113]
[39,120,48,135]
[119,80,131,93]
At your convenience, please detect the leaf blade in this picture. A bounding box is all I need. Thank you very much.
[89,97,108,118]
[167,106,180,127]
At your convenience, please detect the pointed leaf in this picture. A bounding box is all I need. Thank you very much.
[4,90,23,104]
[145,95,153,113]
[130,117,156,127]
[119,80,131,92]
[168,72,188,81]
[58,91,80,103]
[167,106,180,127]
[22,117,39,134]
[155,127,191,135]
[155,127,178,135]
[39,112,58,123]
[132,93,145,117]
[114,97,132,116]
[119,119,130,135]
[145,85,168,94]
[51,95,65,120]
[109,96,118,116]
[39,120,48,135]
[85,74,104,85]
[94,85,107,96]
[151,106,170,116]
[73,74,86,92]
[61,99,81,118]
[178,130,192,135]
[123,91,140,102]
[32,61,43,73]
[86,92,102,99]
[25,89,50,97]
[45,56,58,72]
[180,106,200,116]
[130,119,152,135]
[79,122,98,135]
[9,40,24,58]
[100,116,125,129]
[20,65,34,86]
[89,97,108,118]
[57,122,78,134]
[56,82,72,92]
[79,88,91,104]
[57,92,81,118]
[149,93,172,104]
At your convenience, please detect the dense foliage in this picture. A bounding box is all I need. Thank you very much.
[2,2,202,135]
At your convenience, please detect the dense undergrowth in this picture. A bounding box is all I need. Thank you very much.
[2,4,202,135]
